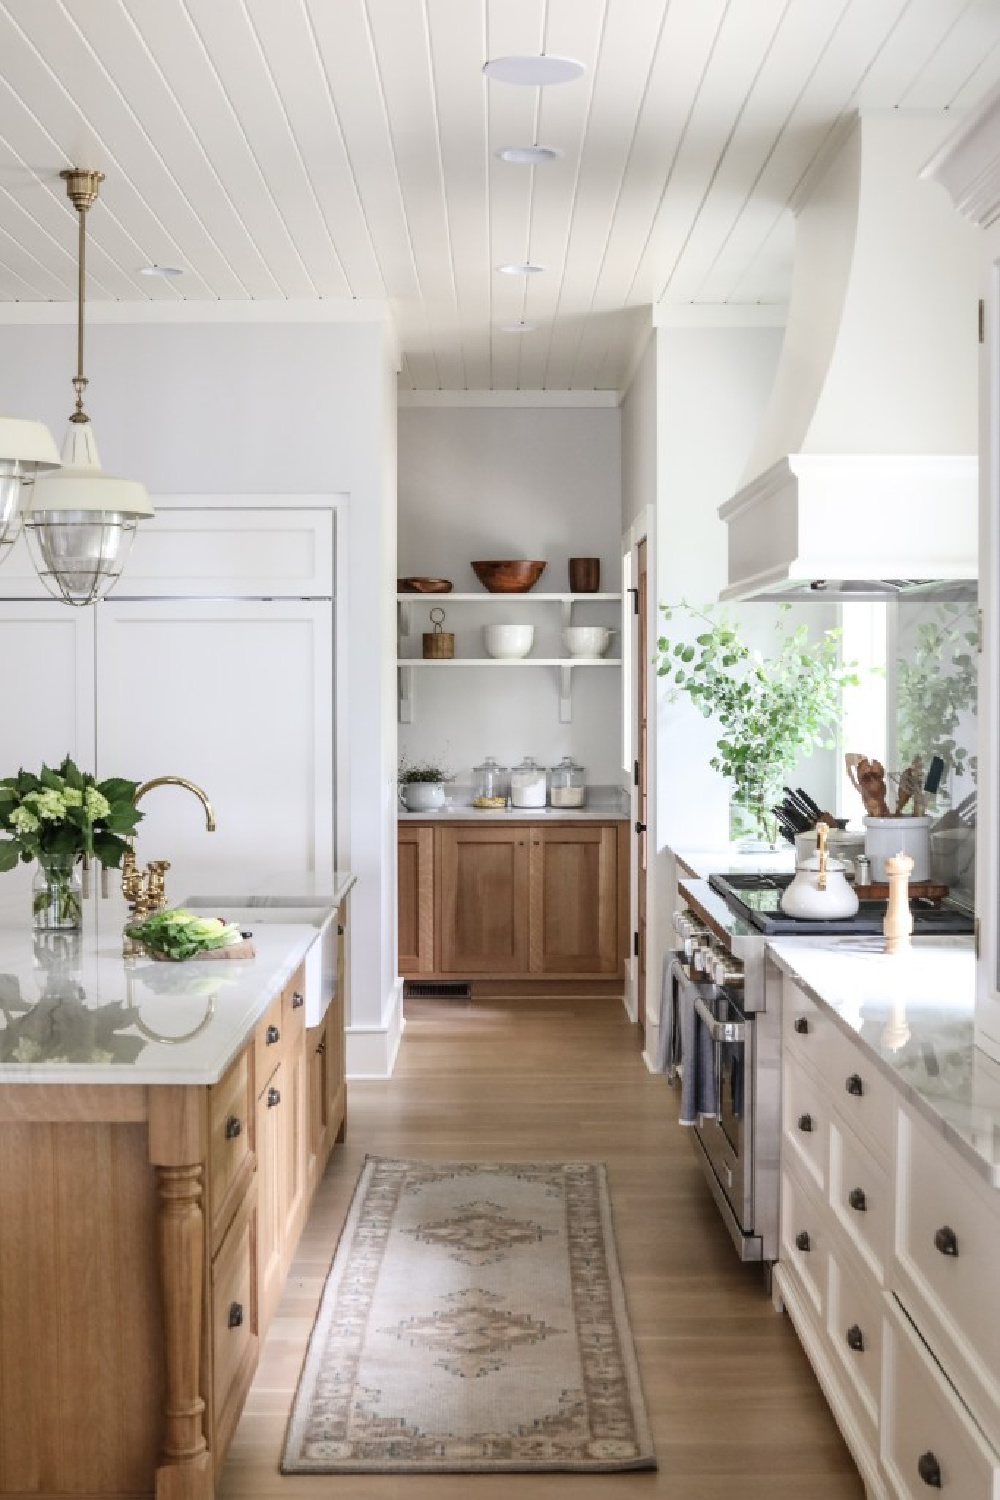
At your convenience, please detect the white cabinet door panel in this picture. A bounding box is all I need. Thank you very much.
[95,600,333,874]
[0,603,95,768]
[114,509,334,598]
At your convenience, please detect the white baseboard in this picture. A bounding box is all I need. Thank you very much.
[345,978,405,1078]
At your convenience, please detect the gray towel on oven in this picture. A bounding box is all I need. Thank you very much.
[655,956,719,1124]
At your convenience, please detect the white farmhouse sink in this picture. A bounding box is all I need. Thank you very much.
[181,897,338,1026]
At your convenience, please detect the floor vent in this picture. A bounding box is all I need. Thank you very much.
[404,980,472,1000]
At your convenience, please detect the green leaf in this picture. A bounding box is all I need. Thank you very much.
[0,839,20,872]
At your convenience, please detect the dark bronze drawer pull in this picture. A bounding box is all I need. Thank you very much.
[934,1225,959,1258]
[848,1187,867,1213]
[228,1302,243,1329]
[795,1230,811,1252]
[797,1113,814,1133]
[845,1073,864,1097]
[267,1086,281,1108]
[224,1115,242,1140]
[793,1016,809,1034]
[846,1324,864,1352]
[917,1451,942,1488]
[291,990,304,1009]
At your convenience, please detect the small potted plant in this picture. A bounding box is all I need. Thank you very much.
[398,754,453,813]
[656,602,859,848]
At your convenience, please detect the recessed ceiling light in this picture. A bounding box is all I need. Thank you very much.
[140,264,183,278]
[498,320,538,334]
[496,145,564,164]
[483,55,585,86]
[496,262,545,276]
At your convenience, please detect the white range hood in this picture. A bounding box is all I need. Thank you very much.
[719,112,979,603]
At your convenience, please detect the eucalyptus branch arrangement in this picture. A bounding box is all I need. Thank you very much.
[656,602,859,838]
[895,604,977,784]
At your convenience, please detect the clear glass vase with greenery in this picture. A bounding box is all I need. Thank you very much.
[656,602,859,847]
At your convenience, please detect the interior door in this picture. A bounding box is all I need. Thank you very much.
[636,538,648,1037]
[95,599,333,876]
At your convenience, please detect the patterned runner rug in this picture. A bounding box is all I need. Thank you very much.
[282,1157,656,1473]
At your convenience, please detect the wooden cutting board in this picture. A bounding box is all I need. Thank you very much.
[853,882,948,903]
[150,939,256,962]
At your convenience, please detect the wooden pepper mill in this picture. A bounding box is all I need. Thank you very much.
[884,851,914,952]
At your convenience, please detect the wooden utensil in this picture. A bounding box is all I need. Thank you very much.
[845,753,891,817]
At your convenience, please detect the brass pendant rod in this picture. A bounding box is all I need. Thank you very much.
[60,168,104,426]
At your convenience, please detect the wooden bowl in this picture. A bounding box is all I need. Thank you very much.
[397,577,453,593]
[471,559,546,592]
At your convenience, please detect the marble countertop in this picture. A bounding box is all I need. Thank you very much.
[399,788,629,821]
[767,936,1000,1188]
[673,845,796,879]
[0,869,355,1087]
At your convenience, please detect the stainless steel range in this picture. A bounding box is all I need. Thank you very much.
[667,868,973,1269]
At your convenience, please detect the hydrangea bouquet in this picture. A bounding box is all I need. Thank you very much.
[0,757,143,928]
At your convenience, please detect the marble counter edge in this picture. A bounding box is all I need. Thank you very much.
[766,940,1000,1190]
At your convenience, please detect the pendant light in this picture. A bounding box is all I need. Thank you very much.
[23,169,152,606]
[0,417,60,561]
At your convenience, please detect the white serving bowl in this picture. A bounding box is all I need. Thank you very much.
[563,625,617,657]
[483,623,534,659]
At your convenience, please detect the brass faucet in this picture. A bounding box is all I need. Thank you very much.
[122,777,216,947]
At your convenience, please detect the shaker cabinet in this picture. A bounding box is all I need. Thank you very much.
[398,819,628,985]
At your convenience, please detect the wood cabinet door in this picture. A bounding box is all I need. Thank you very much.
[280,1019,309,1270]
[255,1061,284,1338]
[437,826,530,974]
[398,825,434,973]
[307,1025,329,1198]
[529,824,619,975]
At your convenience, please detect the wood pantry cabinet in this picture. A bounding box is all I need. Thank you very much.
[0,946,347,1500]
[397,819,628,986]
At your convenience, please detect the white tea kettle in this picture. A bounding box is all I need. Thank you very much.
[780,822,859,921]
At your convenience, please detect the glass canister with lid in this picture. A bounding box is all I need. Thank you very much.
[510,755,547,809]
[472,756,509,809]
[549,755,587,808]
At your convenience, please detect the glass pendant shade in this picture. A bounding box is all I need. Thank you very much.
[0,417,61,559]
[23,422,152,607]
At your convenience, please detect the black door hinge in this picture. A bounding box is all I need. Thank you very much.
[633,931,640,958]
[979,299,986,344]
[627,586,639,616]
[633,758,640,787]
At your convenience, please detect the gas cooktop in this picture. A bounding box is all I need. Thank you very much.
[708,871,975,938]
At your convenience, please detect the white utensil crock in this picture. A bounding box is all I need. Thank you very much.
[863,815,931,882]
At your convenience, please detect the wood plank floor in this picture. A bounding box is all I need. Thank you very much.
[219,994,865,1499]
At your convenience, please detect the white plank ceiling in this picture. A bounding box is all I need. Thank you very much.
[1,0,999,391]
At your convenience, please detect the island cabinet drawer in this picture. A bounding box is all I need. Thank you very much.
[881,1298,1000,1500]
[255,991,286,1084]
[782,1052,829,1194]
[826,1245,882,1443]
[818,1027,893,1165]
[209,1048,253,1247]
[829,1119,889,1284]
[893,1106,1000,1433]
[210,1186,259,1467]
[281,966,307,1050]
[780,1166,828,1321]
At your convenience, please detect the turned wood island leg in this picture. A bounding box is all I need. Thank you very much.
[149,1089,213,1500]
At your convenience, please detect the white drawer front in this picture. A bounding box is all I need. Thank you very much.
[894,1107,1000,1433]
[783,1052,829,1194]
[782,981,833,1063]
[829,1119,889,1284]
[780,1166,827,1319]
[882,1300,1000,1500]
[820,1025,893,1165]
[826,1246,882,1440]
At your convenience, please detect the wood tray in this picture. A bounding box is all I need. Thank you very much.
[853,882,949,903]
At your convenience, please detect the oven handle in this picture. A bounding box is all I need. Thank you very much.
[694,994,747,1045]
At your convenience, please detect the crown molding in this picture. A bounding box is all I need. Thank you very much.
[396,388,619,408]
[922,83,1000,228]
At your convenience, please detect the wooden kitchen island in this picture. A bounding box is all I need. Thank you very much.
[0,876,353,1500]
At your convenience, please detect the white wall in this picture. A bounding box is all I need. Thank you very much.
[0,315,401,1075]
[621,336,657,531]
[397,403,623,785]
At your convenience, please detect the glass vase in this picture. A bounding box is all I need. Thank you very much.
[729,782,780,852]
[32,854,83,932]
